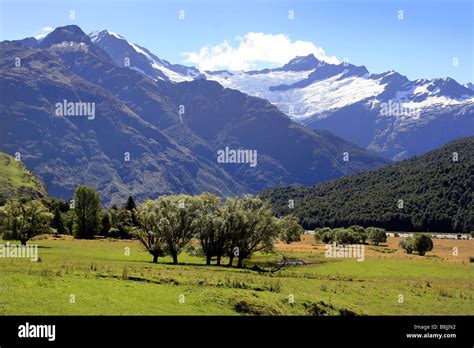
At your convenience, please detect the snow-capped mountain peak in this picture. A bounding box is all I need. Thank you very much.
[89,29,124,42]
[88,29,201,82]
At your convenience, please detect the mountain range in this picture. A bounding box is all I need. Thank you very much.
[0,25,389,205]
[88,29,473,160]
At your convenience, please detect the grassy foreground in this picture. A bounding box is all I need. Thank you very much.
[0,236,473,315]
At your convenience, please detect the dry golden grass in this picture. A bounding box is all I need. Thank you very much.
[274,234,474,263]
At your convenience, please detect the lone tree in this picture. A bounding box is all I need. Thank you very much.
[278,215,304,244]
[73,186,100,239]
[0,199,53,245]
[367,227,387,245]
[413,233,433,256]
[194,193,226,265]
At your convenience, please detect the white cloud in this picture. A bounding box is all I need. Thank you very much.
[182,32,339,71]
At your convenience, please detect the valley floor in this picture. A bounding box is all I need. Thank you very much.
[0,235,472,315]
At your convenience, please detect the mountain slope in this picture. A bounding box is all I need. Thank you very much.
[0,151,47,204]
[261,136,474,232]
[0,25,389,205]
[0,39,243,205]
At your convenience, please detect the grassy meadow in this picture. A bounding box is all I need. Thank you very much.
[0,235,473,316]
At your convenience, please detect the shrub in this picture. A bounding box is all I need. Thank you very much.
[278,215,304,244]
[367,227,387,245]
[107,227,131,239]
[333,228,359,244]
[348,225,367,243]
[314,228,322,241]
[315,227,331,242]
[413,233,433,256]
[399,237,414,254]
[321,230,335,243]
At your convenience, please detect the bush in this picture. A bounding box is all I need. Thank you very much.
[321,230,335,243]
[413,233,433,256]
[314,228,322,241]
[107,227,131,239]
[348,225,367,244]
[315,227,332,243]
[367,227,387,245]
[278,215,304,244]
[399,237,414,254]
[333,228,359,244]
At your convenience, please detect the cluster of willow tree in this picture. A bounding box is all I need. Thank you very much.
[0,186,305,267]
[132,193,303,266]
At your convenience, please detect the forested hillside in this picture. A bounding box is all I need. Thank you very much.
[261,137,474,232]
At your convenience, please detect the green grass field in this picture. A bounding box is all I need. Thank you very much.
[0,237,473,316]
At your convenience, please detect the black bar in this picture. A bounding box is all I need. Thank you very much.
[0,316,472,347]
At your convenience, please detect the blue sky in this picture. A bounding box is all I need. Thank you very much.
[0,0,472,83]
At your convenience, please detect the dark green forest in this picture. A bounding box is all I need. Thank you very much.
[261,136,474,232]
